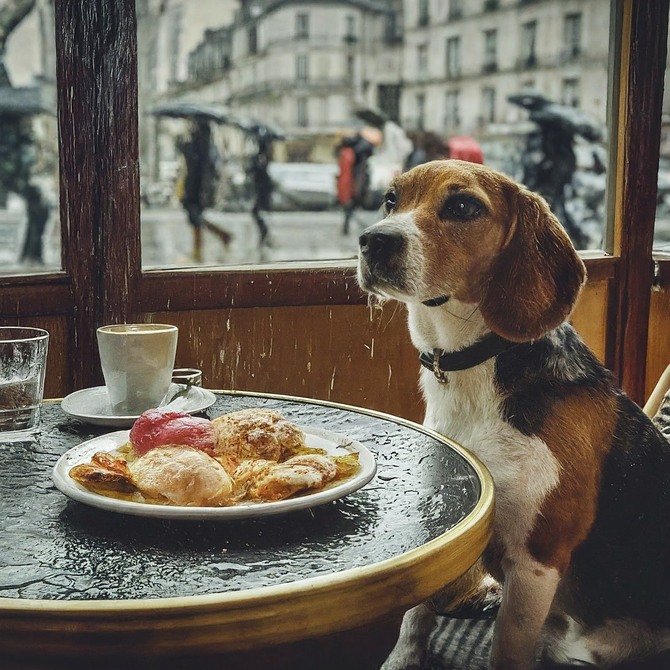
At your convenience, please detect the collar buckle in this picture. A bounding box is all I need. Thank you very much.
[432,348,450,384]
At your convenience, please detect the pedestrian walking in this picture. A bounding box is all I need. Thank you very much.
[177,118,232,262]
[0,114,50,265]
[336,129,376,235]
[509,89,603,248]
[248,126,275,247]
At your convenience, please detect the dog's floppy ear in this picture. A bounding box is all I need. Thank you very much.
[480,186,586,342]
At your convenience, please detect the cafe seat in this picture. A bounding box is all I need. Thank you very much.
[644,362,670,419]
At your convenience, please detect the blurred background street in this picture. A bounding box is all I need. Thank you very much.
[141,206,380,267]
[0,202,382,272]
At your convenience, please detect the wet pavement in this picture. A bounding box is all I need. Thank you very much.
[140,207,380,268]
[0,206,382,273]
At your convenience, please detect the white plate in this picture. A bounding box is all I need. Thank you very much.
[51,426,377,519]
[60,385,217,428]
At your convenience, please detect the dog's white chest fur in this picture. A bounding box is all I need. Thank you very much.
[409,305,560,547]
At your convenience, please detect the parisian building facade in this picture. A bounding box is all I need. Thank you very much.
[138,0,612,171]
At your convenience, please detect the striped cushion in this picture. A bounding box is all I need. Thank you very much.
[424,616,493,669]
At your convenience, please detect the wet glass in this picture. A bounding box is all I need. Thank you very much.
[654,8,670,254]
[0,0,59,275]
[0,326,49,440]
[135,0,611,270]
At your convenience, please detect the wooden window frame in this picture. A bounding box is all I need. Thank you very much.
[0,0,667,406]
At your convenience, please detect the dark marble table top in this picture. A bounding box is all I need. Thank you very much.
[0,391,485,603]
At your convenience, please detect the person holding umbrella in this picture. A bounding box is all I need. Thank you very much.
[176,117,232,262]
[508,89,603,249]
[336,126,380,236]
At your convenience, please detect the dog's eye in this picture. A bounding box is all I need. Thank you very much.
[384,191,397,211]
[441,195,484,221]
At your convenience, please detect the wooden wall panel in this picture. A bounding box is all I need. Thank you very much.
[0,276,618,420]
[149,303,425,423]
[571,279,610,364]
[145,280,609,425]
[0,277,613,419]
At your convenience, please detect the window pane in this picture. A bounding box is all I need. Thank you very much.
[0,0,59,275]
[655,11,670,254]
[137,0,612,270]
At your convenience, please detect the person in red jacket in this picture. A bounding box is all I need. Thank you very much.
[336,131,376,235]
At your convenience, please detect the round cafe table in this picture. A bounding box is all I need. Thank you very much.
[0,391,494,670]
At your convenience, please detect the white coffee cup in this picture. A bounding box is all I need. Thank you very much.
[97,324,178,415]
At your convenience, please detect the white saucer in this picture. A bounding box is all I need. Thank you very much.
[60,384,217,428]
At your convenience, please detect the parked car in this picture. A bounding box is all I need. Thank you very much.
[268,162,339,211]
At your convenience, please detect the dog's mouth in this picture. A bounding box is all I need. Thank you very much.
[358,222,450,305]
[358,262,449,306]
[357,259,410,299]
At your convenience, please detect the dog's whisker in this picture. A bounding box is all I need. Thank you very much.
[381,301,403,332]
[442,304,479,324]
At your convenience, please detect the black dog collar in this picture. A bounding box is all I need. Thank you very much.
[420,333,518,383]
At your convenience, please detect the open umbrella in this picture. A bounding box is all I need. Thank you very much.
[508,90,603,143]
[447,135,484,164]
[150,101,232,123]
[354,106,388,129]
[150,101,285,141]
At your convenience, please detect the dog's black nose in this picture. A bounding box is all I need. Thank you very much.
[359,228,405,261]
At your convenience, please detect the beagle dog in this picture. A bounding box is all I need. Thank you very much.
[357,160,670,669]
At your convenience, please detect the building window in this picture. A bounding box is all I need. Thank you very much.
[347,54,355,79]
[296,54,308,82]
[296,12,309,39]
[562,77,580,107]
[416,93,426,130]
[384,11,402,44]
[448,0,463,20]
[445,90,460,130]
[248,25,257,55]
[520,20,537,68]
[446,36,461,79]
[168,9,181,82]
[483,29,497,72]
[564,13,582,59]
[418,43,429,79]
[297,98,308,127]
[378,84,401,123]
[418,0,429,27]
[481,86,496,124]
[345,14,357,44]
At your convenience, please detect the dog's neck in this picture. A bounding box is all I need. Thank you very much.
[407,298,490,354]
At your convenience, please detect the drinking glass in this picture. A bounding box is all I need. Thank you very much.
[0,327,50,441]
